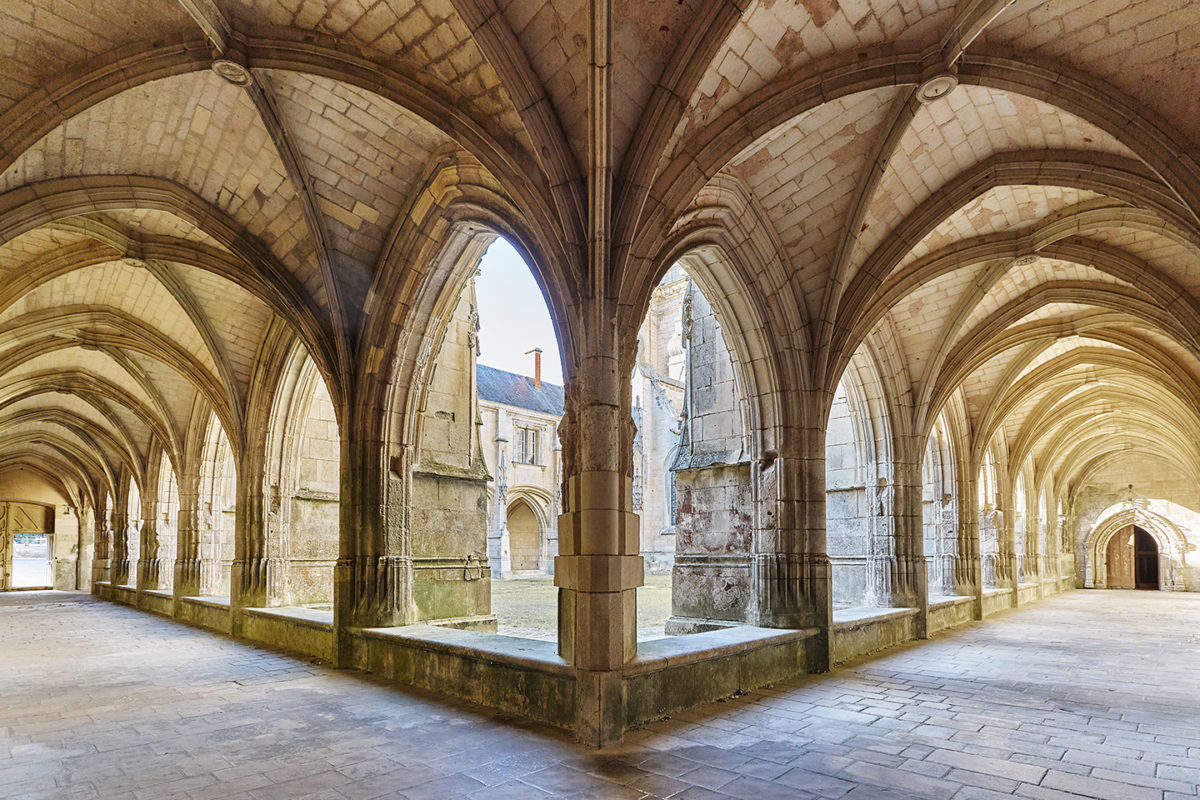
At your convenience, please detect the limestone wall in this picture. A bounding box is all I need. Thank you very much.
[412,283,491,624]
[669,279,754,629]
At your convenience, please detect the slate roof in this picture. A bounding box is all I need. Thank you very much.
[476,364,564,416]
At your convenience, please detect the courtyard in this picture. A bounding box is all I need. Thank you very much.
[492,574,672,642]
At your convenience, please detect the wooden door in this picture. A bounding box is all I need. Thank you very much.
[1105,526,1135,589]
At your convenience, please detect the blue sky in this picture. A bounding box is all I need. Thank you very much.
[474,237,564,385]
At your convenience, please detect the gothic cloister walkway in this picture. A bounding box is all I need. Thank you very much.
[2,591,1198,800]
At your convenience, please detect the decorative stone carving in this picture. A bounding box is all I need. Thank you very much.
[917,73,958,103]
[211,59,252,86]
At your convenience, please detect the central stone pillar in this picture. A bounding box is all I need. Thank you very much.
[92,508,112,585]
[996,492,1017,602]
[111,515,131,587]
[232,449,285,625]
[555,351,644,745]
[175,474,203,598]
[555,364,644,665]
[956,476,982,615]
[136,489,165,593]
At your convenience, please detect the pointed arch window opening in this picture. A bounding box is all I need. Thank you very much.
[633,262,750,638]
[922,414,960,599]
[979,448,1001,590]
[197,415,237,599]
[826,355,906,612]
[1014,471,1028,585]
[469,236,565,641]
[262,349,341,612]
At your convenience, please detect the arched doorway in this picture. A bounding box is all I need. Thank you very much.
[1085,506,1186,592]
[507,500,540,573]
[1104,526,1159,590]
[2,502,55,590]
[1134,528,1159,590]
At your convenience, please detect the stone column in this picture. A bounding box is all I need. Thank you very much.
[890,454,927,634]
[997,495,1017,600]
[557,0,649,744]
[175,470,203,598]
[137,489,164,592]
[92,505,111,585]
[111,517,130,586]
[1026,514,1042,593]
[1043,509,1058,586]
[748,404,832,671]
[232,448,284,613]
[334,413,415,645]
[555,354,644,672]
[1049,503,1065,589]
[555,369,644,744]
[956,476,981,612]
[110,488,131,586]
[1036,518,1048,587]
[488,428,512,579]
[75,504,93,591]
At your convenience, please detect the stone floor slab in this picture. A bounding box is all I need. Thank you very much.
[2,590,1199,798]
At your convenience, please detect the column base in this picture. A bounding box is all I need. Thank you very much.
[334,555,415,629]
[232,557,288,609]
[750,552,832,671]
[136,557,166,591]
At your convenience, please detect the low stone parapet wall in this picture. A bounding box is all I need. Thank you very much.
[928,595,975,634]
[90,579,1073,745]
[179,596,232,635]
[981,586,1015,615]
[240,606,335,662]
[832,607,919,664]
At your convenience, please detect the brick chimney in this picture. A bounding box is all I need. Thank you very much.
[525,347,543,388]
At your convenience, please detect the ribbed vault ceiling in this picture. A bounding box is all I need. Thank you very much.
[0,0,1197,511]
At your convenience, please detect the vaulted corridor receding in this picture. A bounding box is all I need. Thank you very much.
[3,589,1198,799]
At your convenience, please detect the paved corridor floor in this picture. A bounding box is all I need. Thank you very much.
[2,591,1199,799]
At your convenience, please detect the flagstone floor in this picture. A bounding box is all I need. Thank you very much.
[2,589,1198,799]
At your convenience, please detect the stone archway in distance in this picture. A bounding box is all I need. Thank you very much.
[1085,507,1185,591]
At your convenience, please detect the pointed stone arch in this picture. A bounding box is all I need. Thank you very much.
[505,491,551,574]
[827,346,899,609]
[260,341,340,609]
[1084,506,1189,592]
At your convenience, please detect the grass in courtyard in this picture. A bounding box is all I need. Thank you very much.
[491,573,672,642]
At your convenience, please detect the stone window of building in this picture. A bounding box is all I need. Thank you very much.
[516,426,540,465]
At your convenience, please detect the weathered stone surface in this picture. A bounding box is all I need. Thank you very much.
[1,0,1198,750]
